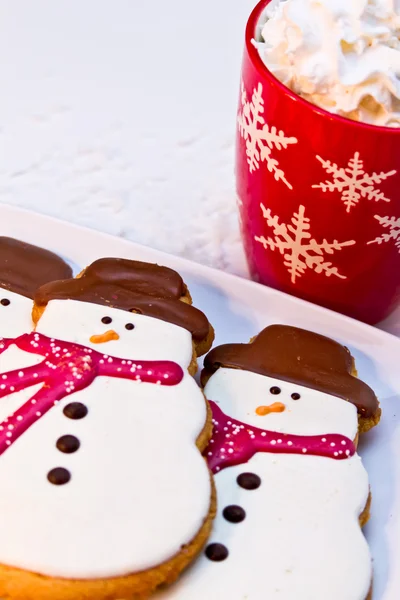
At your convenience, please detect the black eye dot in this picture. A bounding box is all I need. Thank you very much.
[0,299,10,306]
[125,323,135,330]
[270,386,281,395]
[101,316,112,325]
[291,393,301,400]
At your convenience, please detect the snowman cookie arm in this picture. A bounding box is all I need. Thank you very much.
[97,355,184,385]
[0,360,47,395]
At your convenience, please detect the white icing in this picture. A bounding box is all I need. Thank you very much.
[156,368,371,600]
[256,0,400,127]
[0,300,211,578]
[0,288,34,338]
[36,299,194,368]
[0,289,42,417]
[158,453,370,599]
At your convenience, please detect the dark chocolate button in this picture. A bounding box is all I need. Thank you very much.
[237,472,261,490]
[270,386,281,395]
[125,323,135,330]
[223,505,246,523]
[56,435,80,454]
[63,402,88,420]
[291,392,301,400]
[205,543,228,561]
[47,467,71,485]
[0,299,10,306]
[101,316,112,324]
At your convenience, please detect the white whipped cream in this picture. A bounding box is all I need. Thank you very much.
[255,0,400,127]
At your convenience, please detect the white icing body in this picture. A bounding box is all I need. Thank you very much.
[157,368,371,600]
[0,288,34,338]
[0,300,211,578]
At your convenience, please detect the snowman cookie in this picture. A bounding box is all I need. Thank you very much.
[158,325,379,600]
[0,257,215,600]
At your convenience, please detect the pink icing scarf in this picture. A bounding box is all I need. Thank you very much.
[205,401,356,473]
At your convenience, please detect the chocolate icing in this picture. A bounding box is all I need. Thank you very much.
[236,473,261,490]
[56,435,80,454]
[79,258,185,299]
[63,403,88,420]
[202,324,379,417]
[222,505,246,523]
[35,258,210,342]
[47,467,71,486]
[0,237,73,299]
[205,543,229,562]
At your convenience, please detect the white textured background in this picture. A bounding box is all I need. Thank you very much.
[0,0,256,276]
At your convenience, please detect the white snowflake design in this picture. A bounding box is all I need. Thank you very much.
[367,214,400,252]
[312,152,396,213]
[237,81,298,189]
[255,203,356,283]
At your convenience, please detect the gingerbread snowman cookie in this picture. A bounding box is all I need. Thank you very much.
[159,325,380,600]
[0,258,215,600]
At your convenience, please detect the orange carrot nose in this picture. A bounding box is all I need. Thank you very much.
[255,402,286,416]
[89,330,120,344]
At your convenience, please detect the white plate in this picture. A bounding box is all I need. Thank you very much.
[0,202,399,599]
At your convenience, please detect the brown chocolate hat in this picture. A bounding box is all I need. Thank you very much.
[0,237,73,299]
[80,258,185,299]
[34,257,211,342]
[201,324,379,418]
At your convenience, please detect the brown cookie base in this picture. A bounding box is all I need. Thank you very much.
[352,403,374,600]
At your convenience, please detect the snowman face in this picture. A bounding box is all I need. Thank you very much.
[204,367,358,440]
[0,288,34,338]
[35,299,194,367]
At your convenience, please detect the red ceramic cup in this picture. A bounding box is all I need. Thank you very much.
[236,0,400,325]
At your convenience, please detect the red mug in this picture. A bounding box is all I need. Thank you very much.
[236,0,400,325]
